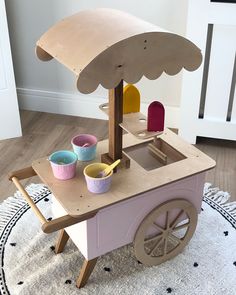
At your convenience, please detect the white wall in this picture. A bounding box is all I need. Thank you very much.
[6,0,188,126]
[0,0,21,140]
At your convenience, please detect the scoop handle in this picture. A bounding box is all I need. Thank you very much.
[103,159,121,176]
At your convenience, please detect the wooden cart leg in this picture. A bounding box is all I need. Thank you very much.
[76,257,98,288]
[55,229,69,254]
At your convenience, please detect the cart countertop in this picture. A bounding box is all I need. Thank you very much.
[32,129,215,217]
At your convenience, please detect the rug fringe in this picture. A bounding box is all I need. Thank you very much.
[204,183,230,204]
[222,202,236,218]
[0,184,50,232]
[204,183,236,222]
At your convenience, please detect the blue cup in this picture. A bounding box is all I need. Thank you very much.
[71,134,97,161]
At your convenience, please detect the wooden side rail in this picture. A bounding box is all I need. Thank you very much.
[8,166,37,180]
[42,212,97,234]
[9,167,97,233]
[12,176,47,224]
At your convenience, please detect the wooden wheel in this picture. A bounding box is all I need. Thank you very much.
[134,199,197,266]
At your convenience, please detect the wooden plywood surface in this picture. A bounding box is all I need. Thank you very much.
[32,129,215,217]
[36,8,202,94]
[120,113,163,139]
[99,103,163,139]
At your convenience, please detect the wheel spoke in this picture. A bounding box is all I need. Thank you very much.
[170,209,184,229]
[172,222,190,232]
[163,238,168,255]
[144,233,163,244]
[169,233,182,245]
[165,211,170,229]
[152,222,165,232]
[147,237,163,256]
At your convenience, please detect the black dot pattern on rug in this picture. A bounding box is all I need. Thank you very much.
[201,208,204,211]
[223,231,228,236]
[65,280,72,284]
[166,287,172,293]
[47,217,52,221]
[104,267,111,272]
[10,243,16,246]
[0,187,52,295]
[233,261,236,266]
[50,246,55,251]
[193,262,198,267]
[44,197,49,202]
[17,281,24,285]
[137,260,142,264]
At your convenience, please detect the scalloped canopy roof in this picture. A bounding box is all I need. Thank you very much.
[36,8,202,94]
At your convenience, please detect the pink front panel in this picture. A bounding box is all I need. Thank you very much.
[52,172,206,260]
[85,172,205,259]
[52,199,89,258]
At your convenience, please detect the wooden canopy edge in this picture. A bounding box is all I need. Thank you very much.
[36,8,202,94]
[35,46,53,62]
[76,32,202,93]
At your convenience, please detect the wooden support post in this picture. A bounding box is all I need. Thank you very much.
[101,80,130,169]
[55,229,69,254]
[108,80,123,160]
[76,258,98,288]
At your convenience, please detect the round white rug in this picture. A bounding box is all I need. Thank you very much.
[0,183,236,295]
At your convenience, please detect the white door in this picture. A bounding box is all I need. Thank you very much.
[179,0,236,144]
[0,0,21,140]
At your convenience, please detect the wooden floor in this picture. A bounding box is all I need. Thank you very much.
[0,110,235,202]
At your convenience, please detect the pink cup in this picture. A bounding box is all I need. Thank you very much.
[49,150,78,180]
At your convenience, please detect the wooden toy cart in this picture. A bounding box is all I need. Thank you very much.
[9,9,215,288]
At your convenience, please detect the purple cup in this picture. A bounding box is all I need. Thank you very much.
[83,163,113,194]
[49,150,77,180]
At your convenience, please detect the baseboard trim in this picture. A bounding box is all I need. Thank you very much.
[17,88,180,128]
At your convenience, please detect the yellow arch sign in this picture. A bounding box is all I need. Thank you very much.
[123,84,140,114]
